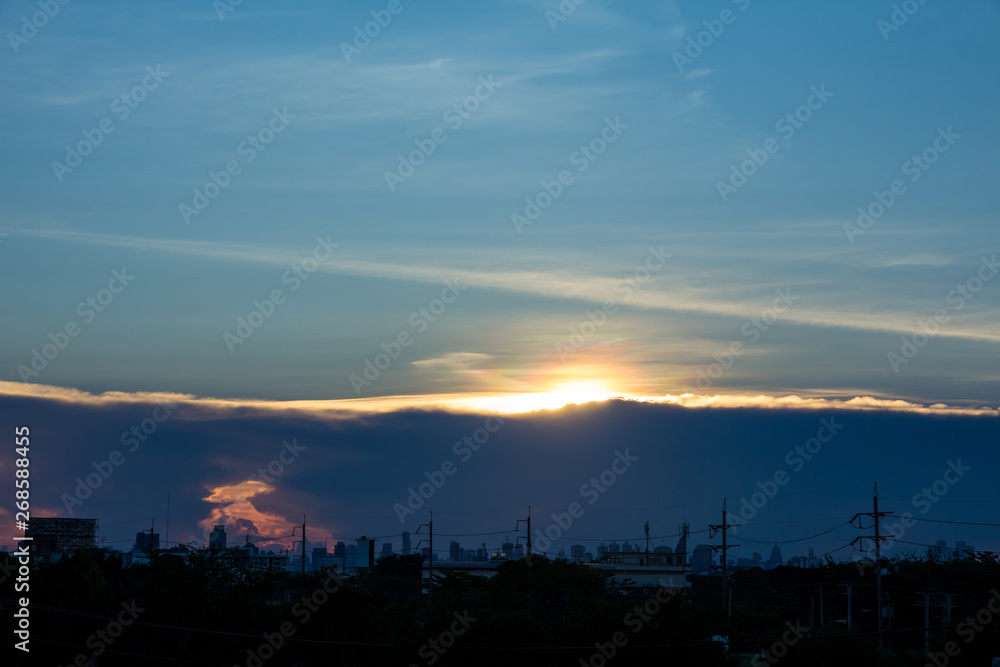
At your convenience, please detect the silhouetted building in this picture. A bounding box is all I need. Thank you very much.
[134,530,160,553]
[571,544,586,560]
[313,545,335,571]
[768,545,783,566]
[595,547,689,588]
[26,517,98,561]
[691,544,714,575]
[209,525,227,549]
[354,536,375,569]
[402,531,411,555]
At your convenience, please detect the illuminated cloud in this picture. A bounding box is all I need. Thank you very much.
[199,480,293,549]
[2,380,995,419]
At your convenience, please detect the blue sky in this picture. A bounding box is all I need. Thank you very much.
[0,1,997,555]
[2,0,998,406]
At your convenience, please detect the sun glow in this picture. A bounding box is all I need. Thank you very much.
[460,381,619,414]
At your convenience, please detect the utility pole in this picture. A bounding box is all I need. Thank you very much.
[874,489,883,648]
[815,584,825,634]
[918,592,931,653]
[709,499,739,621]
[840,584,853,631]
[516,507,532,560]
[428,513,433,606]
[677,522,690,567]
[850,483,892,649]
[418,512,434,606]
[943,593,955,626]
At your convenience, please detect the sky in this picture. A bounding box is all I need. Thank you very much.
[0,0,997,559]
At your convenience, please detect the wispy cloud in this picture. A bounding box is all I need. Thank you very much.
[8,227,1000,345]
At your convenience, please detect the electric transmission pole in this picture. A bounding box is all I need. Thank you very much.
[417,512,434,606]
[516,506,532,560]
[840,584,854,631]
[709,499,739,621]
[850,483,893,649]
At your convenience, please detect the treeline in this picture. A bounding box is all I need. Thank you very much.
[3,548,998,666]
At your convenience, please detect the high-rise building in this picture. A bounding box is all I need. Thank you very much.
[691,544,713,575]
[571,544,585,560]
[381,542,394,556]
[312,546,331,571]
[209,525,227,549]
[26,518,98,561]
[134,530,160,553]
[355,536,375,568]
[769,545,782,565]
[402,531,411,555]
[449,540,462,561]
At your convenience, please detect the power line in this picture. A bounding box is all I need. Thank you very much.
[737,521,853,545]
[906,516,1000,528]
